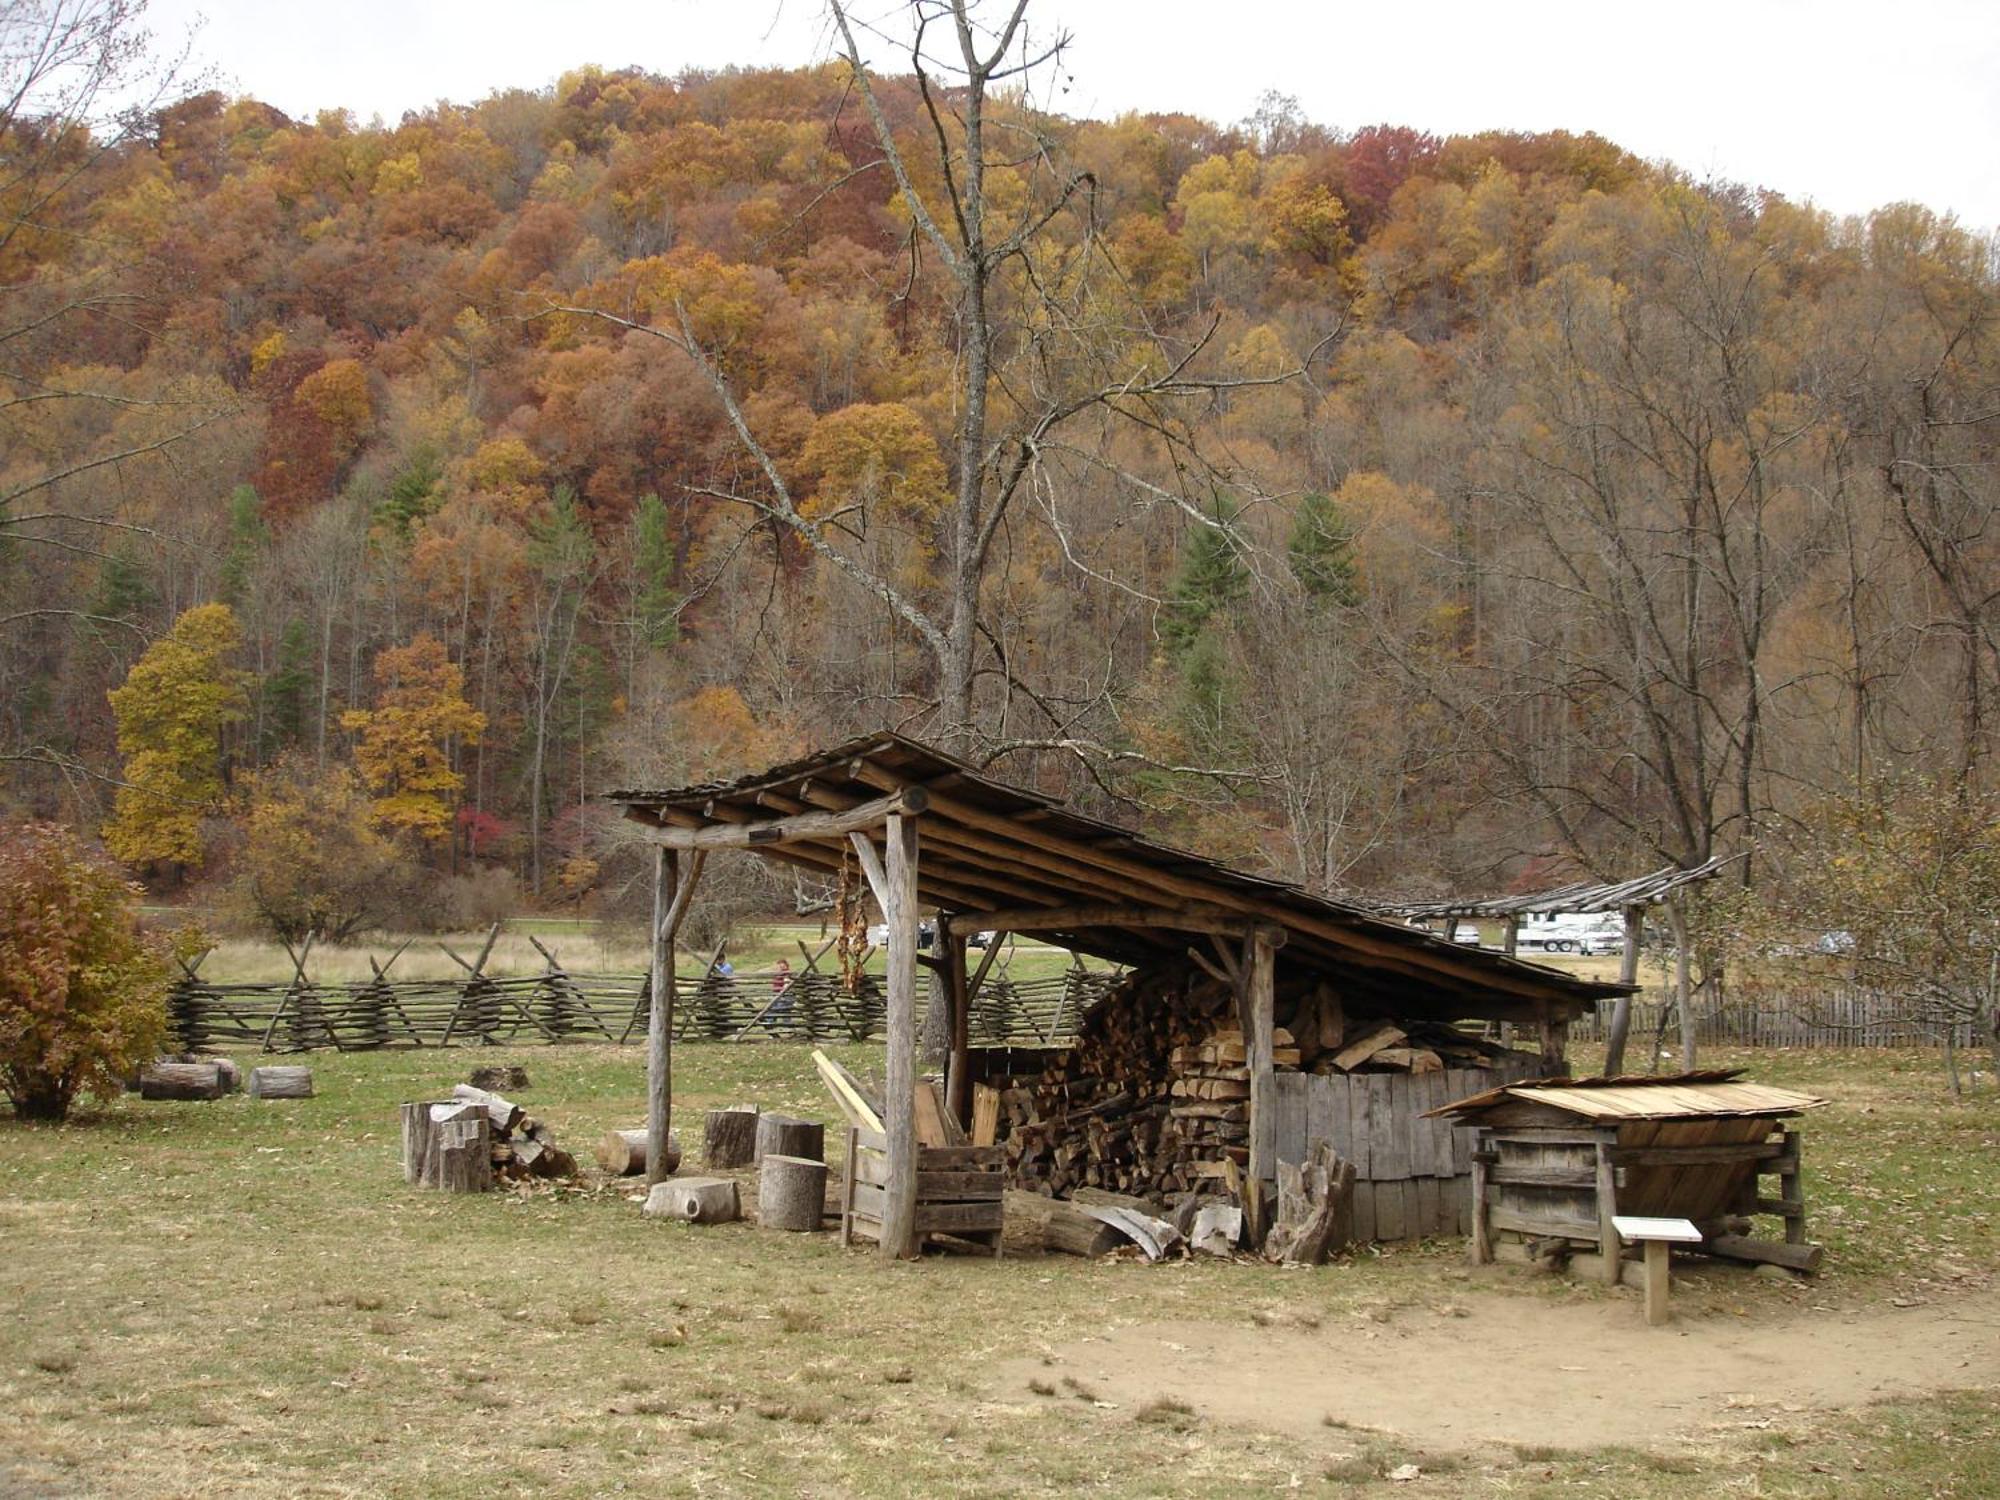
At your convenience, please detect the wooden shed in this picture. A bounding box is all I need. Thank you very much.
[1427,1071,1826,1280]
[604,732,1629,1258]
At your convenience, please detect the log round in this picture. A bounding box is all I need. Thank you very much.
[248,1065,314,1100]
[754,1113,824,1165]
[204,1057,243,1094]
[644,1176,740,1224]
[399,1100,492,1192]
[758,1154,829,1232]
[703,1107,759,1169]
[597,1128,680,1177]
[139,1062,224,1101]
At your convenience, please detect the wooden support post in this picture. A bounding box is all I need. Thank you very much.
[1603,905,1644,1074]
[1777,1129,1806,1245]
[880,815,921,1259]
[644,848,705,1185]
[1245,925,1285,1246]
[944,928,972,1128]
[1502,914,1520,957]
[1594,1140,1623,1285]
[647,847,677,1185]
[1669,895,1695,1070]
[1470,1151,1493,1264]
[1643,1239,1671,1326]
[1537,1000,1567,1070]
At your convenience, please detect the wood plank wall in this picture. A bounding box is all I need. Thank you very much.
[1273,1053,1552,1243]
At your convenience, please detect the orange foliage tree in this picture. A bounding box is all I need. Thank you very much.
[341,635,486,846]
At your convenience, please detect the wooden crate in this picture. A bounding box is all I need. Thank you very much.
[840,1126,1004,1255]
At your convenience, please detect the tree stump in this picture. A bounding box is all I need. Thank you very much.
[399,1101,492,1192]
[703,1106,759,1168]
[758,1154,829,1232]
[1263,1141,1354,1265]
[468,1064,530,1091]
[139,1062,224,1101]
[754,1113,824,1165]
[644,1176,739,1224]
[596,1128,680,1177]
[248,1065,314,1099]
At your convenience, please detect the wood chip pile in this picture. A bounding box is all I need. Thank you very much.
[1003,964,1533,1198]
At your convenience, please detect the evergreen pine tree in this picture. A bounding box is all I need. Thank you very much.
[1287,490,1361,605]
[1161,500,1248,657]
[631,493,678,649]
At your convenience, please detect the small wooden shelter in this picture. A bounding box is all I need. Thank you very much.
[1427,1070,1825,1280]
[605,733,1629,1259]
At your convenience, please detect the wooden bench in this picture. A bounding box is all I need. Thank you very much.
[1613,1214,1704,1325]
[839,1126,1004,1256]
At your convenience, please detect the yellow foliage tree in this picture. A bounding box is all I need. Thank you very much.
[341,635,486,845]
[798,402,947,525]
[104,603,249,874]
[295,357,374,448]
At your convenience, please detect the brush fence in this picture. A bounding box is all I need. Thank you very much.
[1272,1053,1551,1243]
[169,965,1114,1054]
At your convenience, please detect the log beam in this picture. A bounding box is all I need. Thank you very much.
[634,786,929,849]
[880,813,921,1259]
[647,848,705,1185]
[941,903,1273,938]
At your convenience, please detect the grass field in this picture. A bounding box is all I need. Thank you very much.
[3,1043,1995,1497]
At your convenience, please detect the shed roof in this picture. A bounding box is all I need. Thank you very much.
[605,732,1630,1025]
[1425,1069,1825,1122]
[1377,855,1736,920]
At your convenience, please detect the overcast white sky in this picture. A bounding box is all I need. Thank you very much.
[145,0,2000,231]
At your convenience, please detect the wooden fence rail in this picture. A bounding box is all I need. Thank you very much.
[1571,991,1987,1050]
[170,962,1117,1054]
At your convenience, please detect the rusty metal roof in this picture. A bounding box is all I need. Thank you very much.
[603,731,1633,1025]
[1424,1069,1825,1121]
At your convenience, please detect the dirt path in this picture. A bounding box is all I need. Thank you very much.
[994,1284,2000,1453]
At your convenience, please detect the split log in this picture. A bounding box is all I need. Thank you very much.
[1263,1141,1355,1265]
[1003,1190,1122,1257]
[758,1154,829,1231]
[450,1083,525,1133]
[1191,1203,1243,1256]
[248,1065,314,1100]
[703,1106,759,1169]
[1329,1023,1406,1072]
[468,1064,530,1091]
[645,1176,740,1224]
[1076,1203,1182,1260]
[597,1128,680,1177]
[754,1113,824,1165]
[430,1116,493,1192]
[139,1062,225,1101]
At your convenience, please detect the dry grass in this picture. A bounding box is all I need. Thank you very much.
[0,1043,1994,1497]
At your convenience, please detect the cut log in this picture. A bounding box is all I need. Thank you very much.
[450,1083,524,1133]
[754,1114,825,1165]
[703,1106,760,1168]
[204,1057,242,1094]
[1003,1190,1122,1257]
[468,1065,530,1091]
[759,1154,830,1231]
[597,1128,681,1177]
[1263,1141,1355,1265]
[248,1065,314,1099]
[1701,1234,1823,1274]
[645,1176,741,1224]
[139,1062,224,1101]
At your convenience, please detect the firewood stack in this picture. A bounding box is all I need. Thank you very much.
[1002,963,1534,1199]
[451,1083,577,1185]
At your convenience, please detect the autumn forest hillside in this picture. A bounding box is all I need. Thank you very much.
[5,30,1997,941]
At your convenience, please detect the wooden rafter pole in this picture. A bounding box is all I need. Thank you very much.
[941,903,1253,937]
[647,846,707,1184]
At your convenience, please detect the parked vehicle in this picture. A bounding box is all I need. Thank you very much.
[866,920,936,950]
[1517,913,1624,955]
